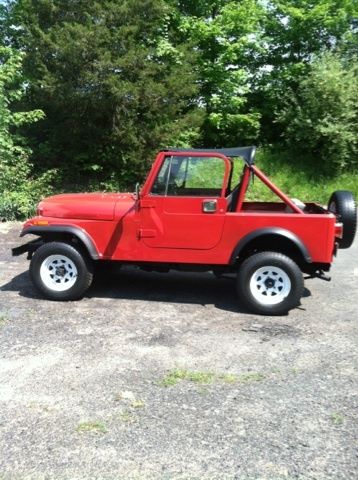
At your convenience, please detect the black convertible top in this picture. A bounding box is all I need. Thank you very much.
[166,146,256,165]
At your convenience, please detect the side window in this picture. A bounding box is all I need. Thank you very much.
[151,157,171,195]
[151,156,226,196]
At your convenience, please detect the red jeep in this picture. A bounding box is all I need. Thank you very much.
[13,147,357,315]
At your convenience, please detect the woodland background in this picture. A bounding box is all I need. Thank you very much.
[0,0,357,219]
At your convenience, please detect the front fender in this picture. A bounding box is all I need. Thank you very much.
[18,225,100,260]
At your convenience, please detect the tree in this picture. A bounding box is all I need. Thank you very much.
[176,0,264,146]
[280,52,357,172]
[6,0,200,187]
[3,0,357,187]
[0,46,52,219]
[249,0,357,142]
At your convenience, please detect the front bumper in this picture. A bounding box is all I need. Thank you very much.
[12,239,44,259]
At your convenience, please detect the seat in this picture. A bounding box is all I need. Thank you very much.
[226,180,242,212]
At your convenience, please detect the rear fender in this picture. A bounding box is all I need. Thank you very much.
[230,227,312,264]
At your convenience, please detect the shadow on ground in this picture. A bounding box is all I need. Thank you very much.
[1,265,311,316]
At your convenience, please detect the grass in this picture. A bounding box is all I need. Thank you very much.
[160,369,265,387]
[330,412,344,425]
[290,368,302,375]
[237,372,265,383]
[131,400,145,409]
[159,369,215,387]
[249,149,358,204]
[161,147,358,205]
[0,314,7,327]
[219,373,238,384]
[76,421,107,434]
[119,410,137,424]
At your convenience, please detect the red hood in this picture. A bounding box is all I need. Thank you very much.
[38,192,135,221]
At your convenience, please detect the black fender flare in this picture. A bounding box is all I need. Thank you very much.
[20,225,100,260]
[229,227,312,264]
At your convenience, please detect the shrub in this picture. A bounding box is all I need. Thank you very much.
[279,52,358,173]
[0,46,54,220]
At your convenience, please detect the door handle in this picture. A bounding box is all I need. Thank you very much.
[202,199,217,213]
[137,229,156,239]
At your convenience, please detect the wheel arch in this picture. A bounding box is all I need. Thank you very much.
[230,228,312,266]
[20,225,100,260]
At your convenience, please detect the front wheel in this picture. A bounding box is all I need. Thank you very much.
[30,242,93,301]
[237,252,304,315]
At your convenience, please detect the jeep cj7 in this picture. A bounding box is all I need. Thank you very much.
[13,147,357,315]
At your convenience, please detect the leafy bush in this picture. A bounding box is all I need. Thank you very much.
[279,52,358,173]
[0,46,54,220]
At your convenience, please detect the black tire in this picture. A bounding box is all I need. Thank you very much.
[237,251,304,316]
[29,242,93,301]
[328,191,357,249]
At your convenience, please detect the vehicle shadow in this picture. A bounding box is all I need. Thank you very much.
[1,266,312,316]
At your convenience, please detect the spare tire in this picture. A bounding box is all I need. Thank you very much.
[328,191,357,249]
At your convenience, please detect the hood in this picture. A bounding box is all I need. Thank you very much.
[38,192,135,221]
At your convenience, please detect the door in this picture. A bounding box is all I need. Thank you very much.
[139,154,229,249]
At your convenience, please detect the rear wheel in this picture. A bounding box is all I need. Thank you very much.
[30,242,93,300]
[237,251,304,315]
[328,191,357,249]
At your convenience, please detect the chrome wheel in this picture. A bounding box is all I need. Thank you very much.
[39,254,78,292]
[249,266,291,306]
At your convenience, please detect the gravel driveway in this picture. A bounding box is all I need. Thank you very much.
[0,222,357,480]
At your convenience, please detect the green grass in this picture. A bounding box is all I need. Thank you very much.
[76,421,107,434]
[159,369,265,387]
[237,372,265,383]
[119,410,137,424]
[131,399,145,409]
[160,369,216,387]
[0,314,8,327]
[250,149,358,204]
[330,412,344,425]
[219,373,238,384]
[165,147,358,204]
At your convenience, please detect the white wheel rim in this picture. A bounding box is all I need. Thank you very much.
[40,255,78,292]
[249,266,291,306]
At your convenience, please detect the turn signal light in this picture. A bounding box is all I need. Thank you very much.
[33,220,49,226]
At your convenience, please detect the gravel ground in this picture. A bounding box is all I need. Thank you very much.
[0,222,357,480]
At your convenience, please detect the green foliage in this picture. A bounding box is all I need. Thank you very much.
[178,0,263,146]
[279,53,357,172]
[76,421,107,434]
[247,149,358,203]
[0,46,54,220]
[7,0,200,188]
[250,0,357,143]
[159,369,267,387]
[0,0,356,207]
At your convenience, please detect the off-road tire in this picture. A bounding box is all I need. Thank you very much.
[237,251,304,316]
[30,242,93,301]
[328,191,357,249]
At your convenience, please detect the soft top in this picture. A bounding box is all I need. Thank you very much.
[165,146,256,165]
